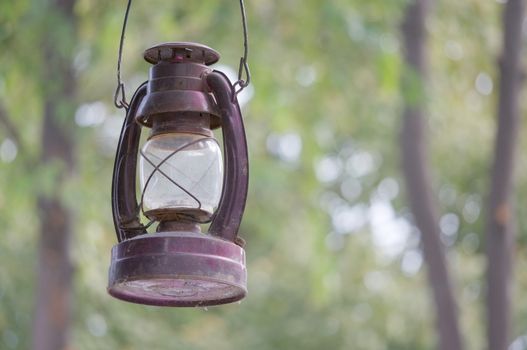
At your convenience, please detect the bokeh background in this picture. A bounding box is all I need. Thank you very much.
[1,0,526,349]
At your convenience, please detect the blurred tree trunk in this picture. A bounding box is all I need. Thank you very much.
[0,102,22,149]
[400,1,463,349]
[485,1,525,349]
[32,0,77,349]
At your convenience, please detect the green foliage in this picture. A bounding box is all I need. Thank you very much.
[0,0,526,349]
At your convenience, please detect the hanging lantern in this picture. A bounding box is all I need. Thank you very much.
[107,40,249,307]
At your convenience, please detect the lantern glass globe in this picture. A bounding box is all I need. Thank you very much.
[140,132,223,221]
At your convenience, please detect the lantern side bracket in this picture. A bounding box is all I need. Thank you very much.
[206,71,249,245]
[112,82,148,242]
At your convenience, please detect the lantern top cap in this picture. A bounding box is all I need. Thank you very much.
[144,42,220,66]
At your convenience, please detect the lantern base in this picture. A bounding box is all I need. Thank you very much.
[108,231,247,307]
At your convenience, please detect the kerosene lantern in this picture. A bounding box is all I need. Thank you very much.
[107,40,249,307]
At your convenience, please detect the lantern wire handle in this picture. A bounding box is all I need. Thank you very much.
[114,0,133,110]
[114,0,250,105]
[232,0,251,100]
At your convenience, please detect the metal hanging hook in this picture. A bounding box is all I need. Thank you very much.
[114,0,133,110]
[233,0,251,100]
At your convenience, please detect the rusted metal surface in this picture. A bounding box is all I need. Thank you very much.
[207,71,249,245]
[137,43,222,129]
[136,90,220,128]
[111,83,148,242]
[149,113,213,138]
[108,231,247,307]
[143,42,220,65]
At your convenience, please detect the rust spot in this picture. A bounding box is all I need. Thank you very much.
[495,202,510,226]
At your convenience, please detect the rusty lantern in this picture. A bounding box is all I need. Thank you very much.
[108,42,249,307]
